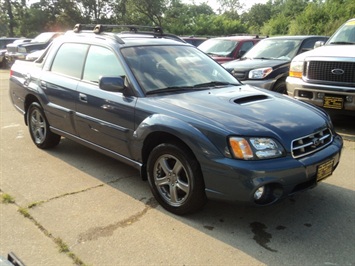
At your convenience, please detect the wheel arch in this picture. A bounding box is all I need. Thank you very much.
[141,131,200,180]
[271,76,287,94]
[135,114,223,180]
[24,94,41,125]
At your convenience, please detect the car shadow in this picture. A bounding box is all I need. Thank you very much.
[45,137,354,265]
[332,113,355,141]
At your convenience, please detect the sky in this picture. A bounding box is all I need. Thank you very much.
[181,0,267,12]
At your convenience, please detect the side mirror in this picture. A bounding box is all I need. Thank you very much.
[314,41,325,49]
[99,76,125,92]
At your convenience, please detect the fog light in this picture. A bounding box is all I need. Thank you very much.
[254,186,265,200]
[346,95,353,102]
[317,92,325,99]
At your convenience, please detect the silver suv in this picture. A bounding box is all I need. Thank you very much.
[286,18,355,115]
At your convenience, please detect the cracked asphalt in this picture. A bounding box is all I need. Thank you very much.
[1,69,354,265]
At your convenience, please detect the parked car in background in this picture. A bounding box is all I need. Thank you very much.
[26,49,45,61]
[9,24,343,215]
[180,36,207,46]
[287,18,355,115]
[0,37,22,68]
[197,35,263,64]
[5,32,62,66]
[0,37,19,49]
[223,35,329,94]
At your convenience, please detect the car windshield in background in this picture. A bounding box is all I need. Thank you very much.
[327,20,355,44]
[198,39,238,57]
[244,39,302,60]
[122,45,239,94]
[32,32,55,43]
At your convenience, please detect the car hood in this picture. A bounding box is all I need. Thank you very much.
[292,45,355,61]
[146,85,329,146]
[7,41,47,49]
[211,56,234,64]
[222,58,289,71]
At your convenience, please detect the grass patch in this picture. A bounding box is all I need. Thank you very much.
[18,207,31,218]
[55,238,87,265]
[55,238,70,253]
[1,193,15,204]
[28,201,45,209]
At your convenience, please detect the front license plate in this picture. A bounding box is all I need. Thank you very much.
[317,159,334,181]
[323,96,344,109]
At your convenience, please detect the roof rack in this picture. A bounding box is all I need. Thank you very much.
[72,24,185,44]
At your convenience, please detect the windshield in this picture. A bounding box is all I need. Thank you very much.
[327,20,355,44]
[243,39,301,60]
[197,39,238,57]
[32,32,55,43]
[121,45,239,93]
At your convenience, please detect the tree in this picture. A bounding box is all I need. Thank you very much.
[216,0,242,15]
[261,13,290,36]
[241,2,272,34]
[128,0,168,27]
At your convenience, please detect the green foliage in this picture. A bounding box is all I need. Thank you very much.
[261,14,290,36]
[1,193,15,204]
[0,0,354,38]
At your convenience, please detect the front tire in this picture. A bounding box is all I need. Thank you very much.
[273,79,287,94]
[147,142,207,215]
[27,102,61,149]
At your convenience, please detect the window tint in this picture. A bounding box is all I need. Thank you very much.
[83,46,124,83]
[51,43,88,79]
[301,38,323,50]
[240,41,254,53]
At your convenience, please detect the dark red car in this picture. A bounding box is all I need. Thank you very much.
[198,35,262,64]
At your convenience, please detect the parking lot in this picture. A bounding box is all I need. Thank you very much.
[0,69,354,265]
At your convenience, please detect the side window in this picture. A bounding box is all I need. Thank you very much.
[83,46,124,83]
[302,39,314,50]
[51,43,88,79]
[301,38,322,51]
[240,41,254,53]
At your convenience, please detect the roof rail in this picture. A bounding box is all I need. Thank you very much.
[72,24,185,43]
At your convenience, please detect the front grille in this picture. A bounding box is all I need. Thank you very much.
[7,47,17,53]
[291,128,333,158]
[232,71,247,80]
[305,60,355,84]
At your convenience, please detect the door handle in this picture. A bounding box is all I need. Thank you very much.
[79,93,88,103]
[24,73,31,86]
[40,80,47,89]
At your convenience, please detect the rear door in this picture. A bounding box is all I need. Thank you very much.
[40,42,89,135]
[75,45,137,157]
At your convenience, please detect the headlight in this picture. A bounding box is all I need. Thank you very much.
[289,60,304,78]
[229,137,285,160]
[18,47,27,53]
[248,67,272,79]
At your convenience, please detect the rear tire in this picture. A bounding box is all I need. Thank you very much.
[27,102,61,149]
[147,142,207,215]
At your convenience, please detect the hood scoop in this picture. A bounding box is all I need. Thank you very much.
[234,94,271,105]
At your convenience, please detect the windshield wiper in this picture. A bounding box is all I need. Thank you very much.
[146,82,238,95]
[193,81,239,88]
[207,52,222,57]
[146,86,194,95]
[253,57,274,60]
[328,41,355,45]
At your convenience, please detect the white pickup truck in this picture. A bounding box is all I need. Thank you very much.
[286,18,355,115]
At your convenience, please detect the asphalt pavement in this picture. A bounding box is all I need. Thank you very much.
[1,69,354,266]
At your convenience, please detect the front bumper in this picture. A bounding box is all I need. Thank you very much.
[5,52,27,64]
[201,134,343,205]
[286,76,355,113]
[241,79,276,91]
